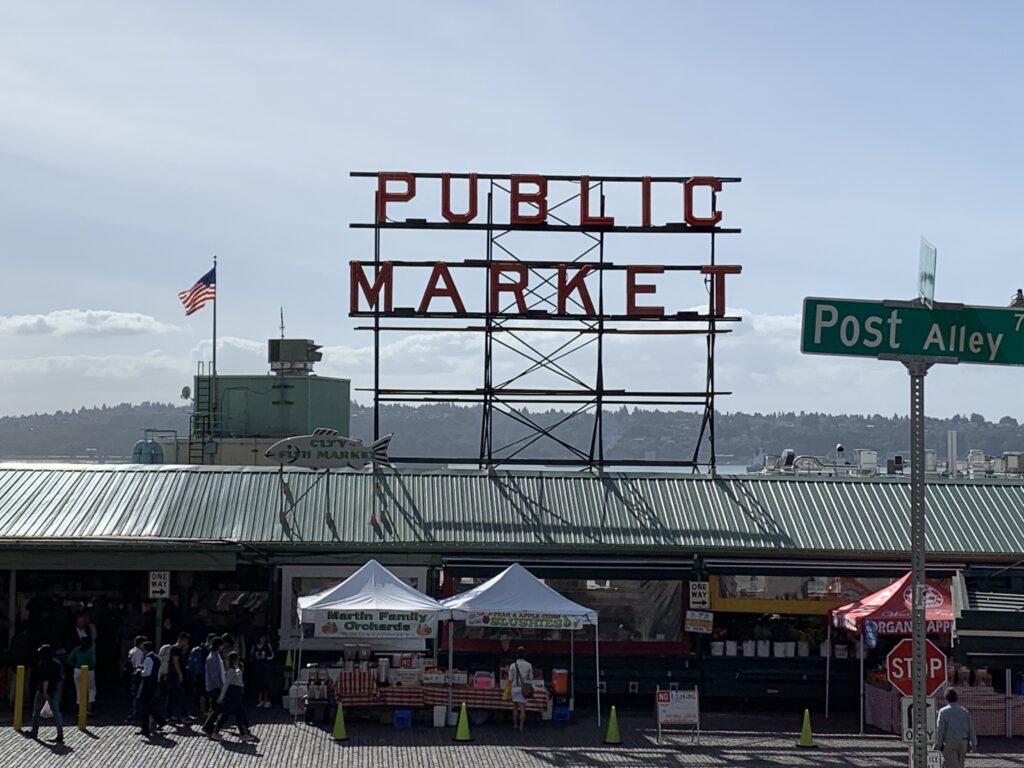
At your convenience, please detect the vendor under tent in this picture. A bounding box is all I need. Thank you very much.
[441,563,602,725]
[295,558,450,678]
[825,572,954,733]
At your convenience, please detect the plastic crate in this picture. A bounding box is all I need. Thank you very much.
[394,709,413,729]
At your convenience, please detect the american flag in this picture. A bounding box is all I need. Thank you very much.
[178,267,216,316]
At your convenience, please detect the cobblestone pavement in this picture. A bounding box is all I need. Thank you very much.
[2,709,1024,768]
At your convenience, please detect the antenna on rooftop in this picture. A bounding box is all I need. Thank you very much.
[280,307,285,339]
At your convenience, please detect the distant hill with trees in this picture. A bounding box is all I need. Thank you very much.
[2,402,1023,464]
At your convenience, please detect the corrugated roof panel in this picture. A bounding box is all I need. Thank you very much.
[0,464,1023,559]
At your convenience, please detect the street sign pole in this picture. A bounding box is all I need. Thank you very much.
[906,360,930,768]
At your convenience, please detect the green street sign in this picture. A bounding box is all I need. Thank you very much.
[801,297,1024,366]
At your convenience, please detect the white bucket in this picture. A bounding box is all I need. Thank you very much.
[447,710,459,727]
[785,641,796,657]
[742,640,756,657]
[756,640,770,657]
[797,642,810,657]
[710,641,725,656]
[773,642,787,658]
[433,705,447,727]
[835,644,849,659]
[725,641,738,656]
[819,641,830,657]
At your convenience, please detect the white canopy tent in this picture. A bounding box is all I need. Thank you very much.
[442,563,602,725]
[295,559,450,674]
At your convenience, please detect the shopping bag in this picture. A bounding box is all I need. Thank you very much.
[40,700,54,719]
[501,678,512,701]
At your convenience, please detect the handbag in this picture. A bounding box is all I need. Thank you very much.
[40,700,54,719]
[514,661,534,699]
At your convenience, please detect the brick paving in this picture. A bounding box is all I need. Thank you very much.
[3,708,1024,768]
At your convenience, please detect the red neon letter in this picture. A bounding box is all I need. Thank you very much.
[441,173,478,224]
[490,262,529,313]
[579,176,614,227]
[510,175,547,225]
[349,262,394,312]
[700,265,742,317]
[557,265,596,315]
[376,172,416,223]
[418,262,466,314]
[641,176,652,228]
[684,176,723,227]
[626,265,665,316]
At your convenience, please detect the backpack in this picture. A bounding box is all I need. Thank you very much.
[187,644,208,680]
[158,644,172,679]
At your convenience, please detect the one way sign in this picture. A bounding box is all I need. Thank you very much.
[148,571,170,599]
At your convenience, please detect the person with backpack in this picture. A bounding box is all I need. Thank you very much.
[137,641,166,737]
[202,637,225,739]
[250,633,275,708]
[165,632,190,723]
[29,644,64,743]
[186,634,213,711]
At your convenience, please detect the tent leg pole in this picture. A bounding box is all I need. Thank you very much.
[859,634,864,736]
[825,622,831,719]
[447,620,454,721]
[570,631,575,710]
[595,620,601,728]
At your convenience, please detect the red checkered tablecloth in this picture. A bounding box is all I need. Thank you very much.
[865,683,1024,737]
[423,685,550,713]
[335,670,379,698]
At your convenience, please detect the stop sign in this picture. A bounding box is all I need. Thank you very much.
[886,638,948,697]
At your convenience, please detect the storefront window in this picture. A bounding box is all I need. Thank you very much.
[716,575,892,608]
[453,577,682,642]
[278,565,428,650]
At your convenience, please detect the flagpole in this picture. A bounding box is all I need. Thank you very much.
[211,255,217,437]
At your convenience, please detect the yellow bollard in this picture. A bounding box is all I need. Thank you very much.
[13,665,25,731]
[78,666,89,731]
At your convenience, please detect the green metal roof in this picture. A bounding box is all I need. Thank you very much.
[0,463,1022,560]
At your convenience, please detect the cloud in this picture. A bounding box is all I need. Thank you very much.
[0,309,180,337]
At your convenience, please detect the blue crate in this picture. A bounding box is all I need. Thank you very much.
[394,709,413,729]
[552,706,571,722]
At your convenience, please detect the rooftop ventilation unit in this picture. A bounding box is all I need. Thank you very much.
[268,339,323,375]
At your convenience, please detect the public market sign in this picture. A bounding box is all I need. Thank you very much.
[266,429,392,469]
[801,297,1024,366]
[312,609,436,639]
[349,171,743,322]
[465,611,584,630]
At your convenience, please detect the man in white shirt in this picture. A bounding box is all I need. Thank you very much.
[125,635,146,724]
[508,647,534,733]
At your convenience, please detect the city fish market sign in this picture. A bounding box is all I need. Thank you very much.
[466,612,585,630]
[266,428,392,470]
[313,610,436,639]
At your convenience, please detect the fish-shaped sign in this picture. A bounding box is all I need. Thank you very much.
[266,428,393,470]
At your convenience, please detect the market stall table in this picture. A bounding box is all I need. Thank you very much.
[423,684,550,713]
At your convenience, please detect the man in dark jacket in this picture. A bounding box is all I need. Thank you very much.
[29,644,64,743]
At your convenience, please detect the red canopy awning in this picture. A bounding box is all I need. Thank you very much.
[831,572,953,636]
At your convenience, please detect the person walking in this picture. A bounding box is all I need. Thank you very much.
[507,646,534,733]
[29,644,64,743]
[125,635,146,724]
[136,641,166,737]
[936,689,978,768]
[202,637,225,739]
[216,652,255,741]
[188,633,215,712]
[165,632,190,723]
[66,636,96,715]
[250,634,275,708]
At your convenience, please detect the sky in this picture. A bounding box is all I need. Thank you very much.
[3,1,1024,422]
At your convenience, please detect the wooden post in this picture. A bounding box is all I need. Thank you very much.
[78,666,89,730]
[12,665,24,731]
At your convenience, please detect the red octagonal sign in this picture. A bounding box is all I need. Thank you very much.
[886,638,948,697]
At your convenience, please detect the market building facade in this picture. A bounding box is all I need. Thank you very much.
[1,461,1022,714]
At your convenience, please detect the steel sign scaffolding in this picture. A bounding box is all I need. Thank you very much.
[349,172,742,471]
